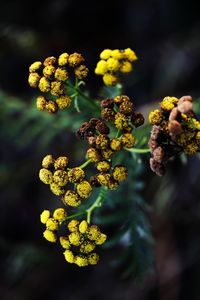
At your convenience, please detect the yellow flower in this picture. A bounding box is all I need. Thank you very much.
[112,165,128,182]
[75,65,89,79]
[124,48,137,61]
[38,77,51,92]
[114,112,129,130]
[45,101,58,114]
[60,236,71,249]
[68,231,84,246]
[121,133,135,148]
[100,49,112,60]
[80,241,96,253]
[95,60,108,75]
[68,219,80,232]
[76,180,92,199]
[43,56,56,66]
[54,68,69,81]
[95,233,107,245]
[103,73,118,86]
[68,167,85,183]
[111,49,125,60]
[50,183,65,196]
[43,230,57,242]
[119,61,133,73]
[36,96,47,110]
[53,208,67,222]
[79,220,89,234]
[29,61,42,73]
[39,168,53,184]
[54,156,69,170]
[28,72,40,88]
[58,53,69,66]
[56,95,72,109]
[40,210,50,224]
[46,218,59,231]
[87,225,101,241]
[68,53,84,67]
[184,142,198,155]
[50,81,64,96]
[53,170,68,186]
[96,173,111,186]
[88,253,99,265]
[148,109,163,125]
[42,154,54,169]
[101,148,114,160]
[74,255,88,267]
[96,134,110,149]
[106,58,120,72]
[43,65,56,78]
[160,96,178,111]
[63,250,74,263]
[86,148,101,162]
[64,190,81,206]
[96,161,111,172]
[110,138,122,151]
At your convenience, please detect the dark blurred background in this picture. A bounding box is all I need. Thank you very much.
[1,0,200,299]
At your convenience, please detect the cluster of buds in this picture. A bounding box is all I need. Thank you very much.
[62,219,107,266]
[40,208,67,243]
[148,95,200,176]
[39,154,93,206]
[28,52,89,113]
[76,95,144,189]
[95,48,137,86]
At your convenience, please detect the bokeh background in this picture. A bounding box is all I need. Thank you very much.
[1,0,200,299]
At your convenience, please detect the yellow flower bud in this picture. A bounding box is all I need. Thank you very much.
[43,65,56,78]
[36,96,47,110]
[55,67,69,81]
[95,60,108,75]
[68,167,85,183]
[64,190,81,206]
[114,112,129,130]
[58,53,69,66]
[42,154,54,169]
[74,255,88,267]
[87,225,101,241]
[68,231,84,246]
[100,49,112,60]
[119,61,133,73]
[76,180,92,199]
[56,95,72,109]
[43,230,57,242]
[53,170,68,186]
[106,58,120,72]
[40,210,50,224]
[53,208,67,222]
[28,72,40,88]
[29,61,42,73]
[75,65,89,79]
[103,73,118,86]
[110,138,122,151]
[45,101,58,114]
[121,133,135,148]
[95,233,107,245]
[124,48,137,62]
[68,53,84,67]
[46,218,59,231]
[60,236,71,249]
[148,109,163,125]
[88,253,99,265]
[96,161,111,172]
[39,168,53,184]
[38,77,51,92]
[112,165,128,182]
[54,156,69,170]
[68,219,80,232]
[50,183,65,196]
[50,81,64,96]
[80,241,95,253]
[79,220,88,234]
[63,250,74,263]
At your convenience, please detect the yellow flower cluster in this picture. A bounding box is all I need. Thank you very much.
[40,208,67,242]
[28,52,89,113]
[62,220,107,266]
[95,48,137,86]
[148,95,200,175]
[39,154,93,206]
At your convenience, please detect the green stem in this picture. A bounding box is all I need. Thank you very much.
[86,187,107,224]
[65,81,99,109]
[125,147,150,154]
[115,129,121,138]
[66,211,86,220]
[79,159,92,169]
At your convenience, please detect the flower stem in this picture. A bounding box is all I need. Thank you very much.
[79,159,92,169]
[86,187,107,224]
[66,81,99,109]
[125,147,150,154]
[66,211,86,220]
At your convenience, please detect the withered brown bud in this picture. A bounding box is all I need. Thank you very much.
[152,146,165,163]
[178,101,192,114]
[178,95,192,104]
[101,108,115,121]
[95,120,110,134]
[89,118,99,127]
[150,125,160,140]
[169,107,179,121]
[43,56,57,66]
[150,158,165,176]
[168,120,183,139]
[101,98,114,108]
[114,95,130,105]
[148,138,158,153]
[76,122,92,139]
[131,112,145,127]
[119,100,134,115]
